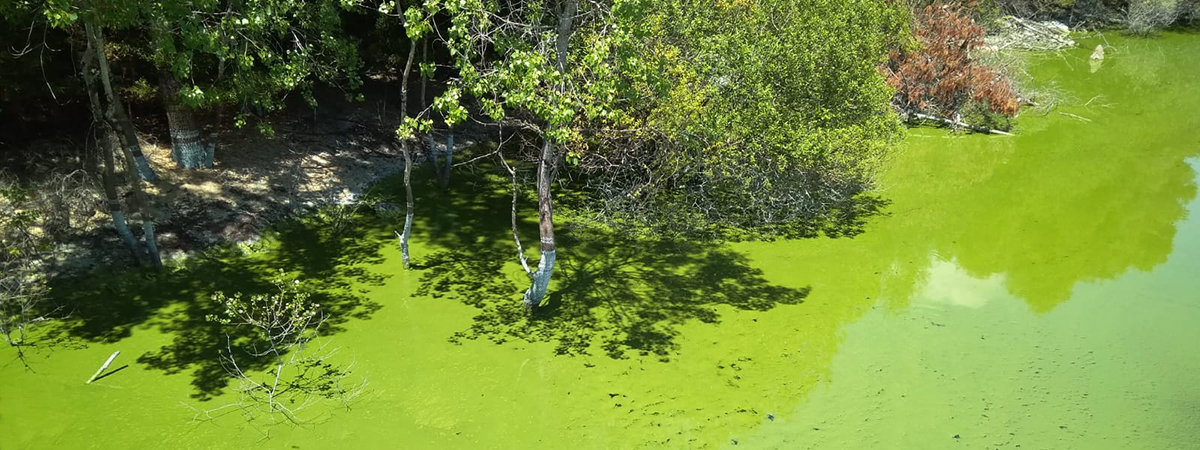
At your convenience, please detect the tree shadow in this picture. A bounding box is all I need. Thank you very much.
[722,193,891,241]
[409,163,819,360]
[40,210,389,400]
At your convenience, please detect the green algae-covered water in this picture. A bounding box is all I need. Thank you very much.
[3,33,1199,449]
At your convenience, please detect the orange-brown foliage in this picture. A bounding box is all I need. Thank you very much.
[884,2,1020,119]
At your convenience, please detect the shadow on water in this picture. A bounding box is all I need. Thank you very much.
[89,364,129,382]
[419,229,812,359]
[35,150,886,396]
[41,211,390,400]
[399,162,889,360]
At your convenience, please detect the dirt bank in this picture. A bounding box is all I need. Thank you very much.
[5,99,490,275]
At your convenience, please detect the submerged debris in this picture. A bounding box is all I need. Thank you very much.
[1089,44,1107,73]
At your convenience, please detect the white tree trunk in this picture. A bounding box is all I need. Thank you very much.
[88,24,162,267]
[397,41,420,267]
[125,143,158,182]
[111,209,138,254]
[523,250,556,308]
[142,222,162,267]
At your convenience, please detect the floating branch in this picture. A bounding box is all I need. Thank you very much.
[86,351,120,384]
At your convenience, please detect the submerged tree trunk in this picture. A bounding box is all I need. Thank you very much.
[81,22,140,262]
[428,132,441,174]
[398,41,418,268]
[443,130,453,188]
[521,0,577,308]
[87,23,163,268]
[522,137,557,309]
[160,71,213,169]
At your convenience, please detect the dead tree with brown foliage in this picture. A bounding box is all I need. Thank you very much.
[884,1,1020,133]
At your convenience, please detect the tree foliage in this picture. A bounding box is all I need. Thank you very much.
[582,0,907,237]
[388,0,655,145]
[142,0,364,132]
[0,0,980,311]
[15,0,364,132]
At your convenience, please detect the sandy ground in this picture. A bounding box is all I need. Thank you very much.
[143,111,404,257]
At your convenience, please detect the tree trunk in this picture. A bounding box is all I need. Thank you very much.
[142,222,162,267]
[88,23,163,268]
[114,130,163,268]
[522,138,557,309]
[428,132,441,174]
[81,22,140,262]
[160,71,213,169]
[86,25,157,183]
[116,107,159,182]
[100,138,140,260]
[398,41,418,268]
[521,0,577,309]
[443,130,453,188]
[421,38,429,109]
[498,144,532,276]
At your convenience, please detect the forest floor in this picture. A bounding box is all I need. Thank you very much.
[3,89,492,275]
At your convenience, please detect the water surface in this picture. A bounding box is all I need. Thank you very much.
[2,33,1198,449]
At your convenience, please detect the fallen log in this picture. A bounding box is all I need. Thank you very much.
[911,113,1014,136]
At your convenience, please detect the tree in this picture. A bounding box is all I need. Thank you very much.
[12,1,161,181]
[5,0,367,266]
[883,2,1019,127]
[582,0,907,238]
[10,0,167,266]
[361,0,435,268]
[80,18,162,267]
[195,273,365,431]
[426,0,660,308]
[83,20,163,267]
[142,0,364,168]
[422,0,906,308]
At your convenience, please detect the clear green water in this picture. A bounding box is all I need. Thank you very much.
[3,33,1199,449]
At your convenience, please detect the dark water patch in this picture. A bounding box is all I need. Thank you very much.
[402,166,817,359]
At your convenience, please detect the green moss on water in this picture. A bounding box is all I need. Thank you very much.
[3,33,1200,449]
